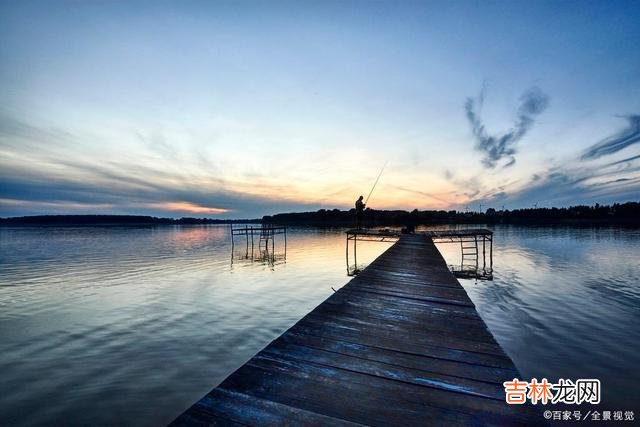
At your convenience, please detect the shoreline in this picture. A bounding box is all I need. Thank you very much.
[2,202,639,227]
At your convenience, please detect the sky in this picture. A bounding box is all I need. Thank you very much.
[1,0,639,218]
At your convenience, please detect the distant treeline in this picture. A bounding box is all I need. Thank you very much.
[0,215,260,226]
[263,202,640,227]
[2,202,638,227]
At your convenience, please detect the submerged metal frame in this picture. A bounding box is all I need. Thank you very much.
[230,225,287,267]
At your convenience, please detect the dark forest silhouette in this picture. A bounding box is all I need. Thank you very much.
[0,215,259,226]
[263,201,640,227]
[1,202,638,227]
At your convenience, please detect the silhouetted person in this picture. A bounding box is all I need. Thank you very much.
[355,195,365,229]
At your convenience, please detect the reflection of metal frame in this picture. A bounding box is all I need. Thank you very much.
[448,266,493,280]
[345,228,493,280]
[231,225,287,268]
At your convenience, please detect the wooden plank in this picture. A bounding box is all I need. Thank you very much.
[326,290,485,322]
[171,388,363,426]
[276,332,520,384]
[221,355,540,426]
[306,305,500,345]
[217,361,498,426]
[297,312,507,356]
[337,286,475,307]
[287,321,517,369]
[277,332,518,381]
[305,299,499,342]
[170,235,542,426]
[261,339,506,399]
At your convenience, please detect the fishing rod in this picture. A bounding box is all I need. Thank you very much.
[364,161,388,205]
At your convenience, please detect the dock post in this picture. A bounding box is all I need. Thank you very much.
[353,233,357,270]
[345,234,349,273]
[250,228,254,259]
[482,235,486,271]
[474,235,479,270]
[245,227,249,258]
[490,234,493,271]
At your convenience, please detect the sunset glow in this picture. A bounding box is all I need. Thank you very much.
[148,202,230,216]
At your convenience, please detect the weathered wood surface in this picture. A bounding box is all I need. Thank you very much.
[171,235,542,426]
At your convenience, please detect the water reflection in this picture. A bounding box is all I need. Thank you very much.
[1,225,388,426]
[1,225,639,424]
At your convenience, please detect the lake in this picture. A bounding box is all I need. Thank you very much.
[1,225,639,425]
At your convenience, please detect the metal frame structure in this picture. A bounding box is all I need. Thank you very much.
[345,228,493,280]
[346,229,399,275]
[231,224,287,267]
[427,230,493,279]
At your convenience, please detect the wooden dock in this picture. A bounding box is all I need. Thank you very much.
[171,234,542,426]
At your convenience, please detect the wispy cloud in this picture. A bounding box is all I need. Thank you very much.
[465,86,550,168]
[473,154,640,208]
[146,202,230,215]
[389,185,451,206]
[0,169,323,218]
[581,115,640,160]
[0,114,324,218]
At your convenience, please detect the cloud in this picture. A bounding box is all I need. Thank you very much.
[389,185,451,206]
[471,154,640,208]
[0,172,323,218]
[479,120,640,207]
[465,86,550,168]
[0,113,330,218]
[145,202,230,215]
[581,115,640,160]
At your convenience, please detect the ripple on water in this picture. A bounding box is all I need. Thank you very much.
[1,225,639,424]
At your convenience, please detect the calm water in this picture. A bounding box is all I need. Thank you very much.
[1,225,639,425]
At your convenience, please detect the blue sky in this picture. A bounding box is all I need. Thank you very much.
[1,0,639,218]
